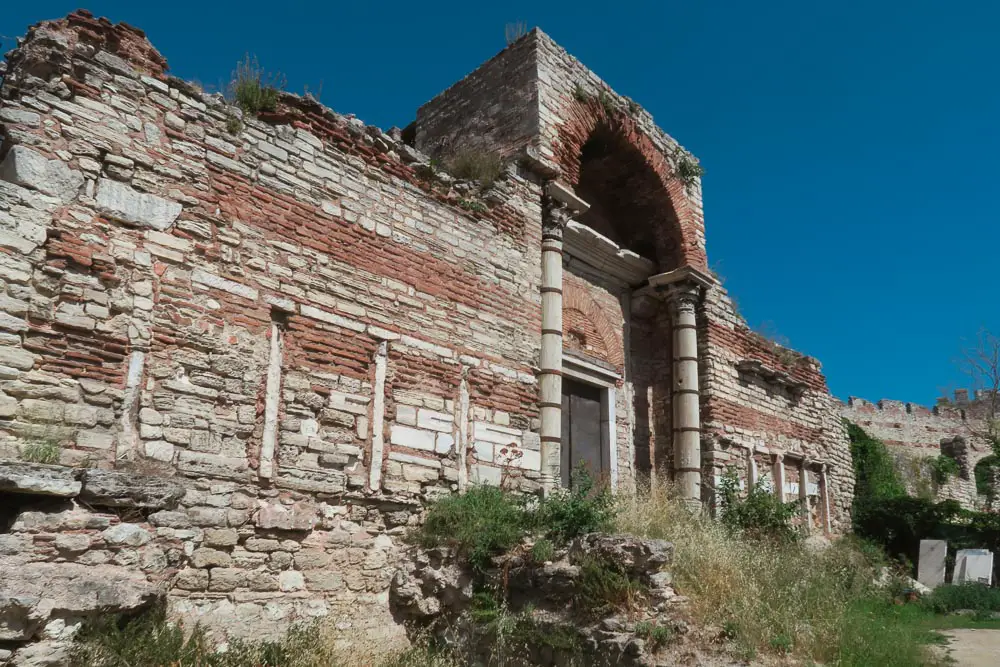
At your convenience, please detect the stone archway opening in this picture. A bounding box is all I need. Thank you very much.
[573,122,685,273]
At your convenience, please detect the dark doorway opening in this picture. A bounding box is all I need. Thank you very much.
[561,378,604,487]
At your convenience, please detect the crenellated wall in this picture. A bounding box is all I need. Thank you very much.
[841,392,995,508]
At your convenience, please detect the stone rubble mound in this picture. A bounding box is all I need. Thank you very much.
[391,533,743,667]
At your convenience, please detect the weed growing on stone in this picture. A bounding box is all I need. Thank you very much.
[20,439,60,464]
[445,149,504,189]
[927,453,962,486]
[670,145,705,186]
[230,54,284,116]
[634,620,673,650]
[416,466,614,573]
[574,555,646,617]
[458,198,488,214]
[529,538,554,562]
[598,89,616,115]
[225,113,243,135]
[417,484,534,573]
[572,82,589,103]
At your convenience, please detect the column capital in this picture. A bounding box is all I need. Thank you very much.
[648,266,716,311]
[543,181,589,241]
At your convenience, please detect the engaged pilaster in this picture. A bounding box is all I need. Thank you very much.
[538,182,588,491]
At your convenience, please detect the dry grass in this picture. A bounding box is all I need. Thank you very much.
[614,479,942,664]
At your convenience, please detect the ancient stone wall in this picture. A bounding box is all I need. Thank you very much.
[842,393,994,508]
[0,11,550,659]
[0,11,859,661]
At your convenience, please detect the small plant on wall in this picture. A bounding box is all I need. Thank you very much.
[229,54,285,116]
[670,145,704,187]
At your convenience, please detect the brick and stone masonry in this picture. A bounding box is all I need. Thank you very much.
[842,390,998,508]
[0,10,854,657]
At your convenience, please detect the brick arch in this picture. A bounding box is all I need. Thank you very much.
[553,100,706,272]
[562,282,624,369]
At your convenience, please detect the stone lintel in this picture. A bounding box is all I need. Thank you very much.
[545,181,590,215]
[647,265,716,293]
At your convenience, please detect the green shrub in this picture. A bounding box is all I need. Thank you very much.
[928,454,961,486]
[975,455,1000,496]
[847,420,907,501]
[530,538,555,563]
[20,440,60,464]
[536,466,616,543]
[573,82,589,103]
[230,54,283,116]
[444,149,504,188]
[416,484,533,573]
[718,469,800,542]
[921,584,1000,614]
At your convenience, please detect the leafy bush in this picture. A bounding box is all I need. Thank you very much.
[230,54,283,116]
[416,467,613,573]
[975,454,1000,496]
[847,420,907,501]
[921,584,1000,614]
[416,484,533,572]
[718,470,799,542]
[536,466,616,543]
[444,149,504,188]
[928,454,961,486]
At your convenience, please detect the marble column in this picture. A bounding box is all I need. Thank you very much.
[648,267,713,506]
[537,182,588,491]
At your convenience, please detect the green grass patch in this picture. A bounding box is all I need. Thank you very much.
[20,440,60,464]
[921,583,1000,614]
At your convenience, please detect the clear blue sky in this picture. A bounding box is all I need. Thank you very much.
[3,1,997,407]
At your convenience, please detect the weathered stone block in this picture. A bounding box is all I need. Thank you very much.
[191,548,233,569]
[95,178,181,230]
[203,528,239,547]
[0,461,81,497]
[209,568,245,592]
[244,538,282,553]
[256,502,316,531]
[54,534,92,554]
[0,145,84,203]
[175,568,209,591]
[102,523,152,547]
[80,470,185,509]
[278,570,305,592]
[389,425,435,451]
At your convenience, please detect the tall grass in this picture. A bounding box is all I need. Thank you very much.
[71,604,457,667]
[614,479,946,666]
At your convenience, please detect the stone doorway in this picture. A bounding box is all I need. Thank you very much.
[561,377,605,486]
